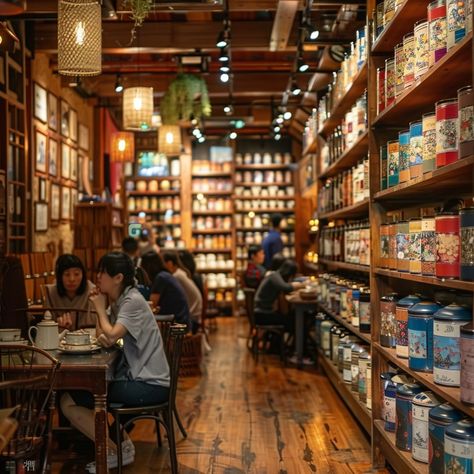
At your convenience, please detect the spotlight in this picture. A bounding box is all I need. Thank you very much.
[220,72,230,83]
[223,104,233,115]
[216,29,230,48]
[290,79,301,96]
[114,75,123,93]
[274,133,281,141]
[297,55,309,72]
[198,135,206,143]
[219,48,230,62]
[229,131,237,140]
[69,76,81,87]
[274,126,281,133]
[192,127,202,137]
[283,111,292,120]
[219,63,230,73]
[276,115,284,124]
[305,22,320,41]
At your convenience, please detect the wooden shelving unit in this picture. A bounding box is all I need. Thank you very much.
[318,199,370,220]
[235,164,290,171]
[318,258,370,274]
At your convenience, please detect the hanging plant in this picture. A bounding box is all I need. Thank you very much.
[124,0,153,44]
[160,73,212,125]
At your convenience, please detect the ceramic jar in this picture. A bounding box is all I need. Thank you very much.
[436,98,459,167]
[380,293,399,347]
[396,295,422,358]
[458,86,474,159]
[408,301,442,372]
[444,419,474,473]
[433,303,471,386]
[435,212,460,279]
[421,216,437,276]
[460,208,474,280]
[461,322,474,404]
[396,382,424,451]
[398,130,411,183]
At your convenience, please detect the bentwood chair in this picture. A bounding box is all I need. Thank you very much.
[110,324,187,474]
[0,345,60,474]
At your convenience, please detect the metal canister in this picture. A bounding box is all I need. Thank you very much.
[358,351,371,405]
[434,303,471,386]
[380,293,399,347]
[332,328,347,364]
[396,220,410,272]
[409,120,423,179]
[383,0,395,27]
[380,223,390,268]
[350,284,360,328]
[409,218,422,274]
[375,0,385,38]
[461,322,474,404]
[414,19,429,80]
[330,325,342,364]
[359,287,371,334]
[428,0,447,65]
[377,67,386,115]
[321,319,335,357]
[421,216,437,276]
[422,112,437,173]
[315,312,327,348]
[444,420,474,473]
[403,32,416,89]
[351,344,367,394]
[435,212,460,279]
[396,382,424,451]
[436,98,459,167]
[385,58,396,108]
[398,130,411,183]
[338,334,356,373]
[396,295,422,358]
[340,282,348,319]
[446,0,466,50]
[412,391,441,463]
[387,139,399,187]
[366,360,372,410]
[394,42,405,97]
[458,85,474,159]
[343,341,356,383]
[388,221,398,269]
[408,301,442,372]
[460,207,474,280]
[467,0,472,34]
[429,403,464,473]
[380,144,388,190]
[381,372,398,432]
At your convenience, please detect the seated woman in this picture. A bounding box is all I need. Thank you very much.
[243,244,266,289]
[60,252,170,472]
[43,254,95,330]
[140,251,191,329]
[178,249,204,296]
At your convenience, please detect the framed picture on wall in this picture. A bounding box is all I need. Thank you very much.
[78,124,89,151]
[70,148,78,181]
[48,138,58,177]
[61,142,70,179]
[70,188,78,218]
[61,186,70,220]
[78,154,84,191]
[60,100,70,137]
[51,184,60,223]
[35,202,49,232]
[39,177,47,201]
[69,109,78,142]
[34,83,48,123]
[48,92,58,131]
[35,130,47,173]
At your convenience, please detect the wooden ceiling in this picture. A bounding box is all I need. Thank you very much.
[19,0,366,138]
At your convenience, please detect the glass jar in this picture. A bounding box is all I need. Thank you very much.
[458,86,474,159]
[422,112,437,173]
[435,211,460,279]
[436,98,459,167]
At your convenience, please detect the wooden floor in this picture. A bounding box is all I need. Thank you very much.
[52,317,387,473]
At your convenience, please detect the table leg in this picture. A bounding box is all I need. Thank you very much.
[295,305,305,368]
[94,394,108,474]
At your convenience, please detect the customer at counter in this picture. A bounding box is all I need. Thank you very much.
[262,213,284,269]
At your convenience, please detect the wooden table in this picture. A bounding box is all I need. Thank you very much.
[285,293,317,367]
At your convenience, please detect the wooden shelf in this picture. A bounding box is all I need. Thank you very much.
[192,210,233,215]
[373,420,428,474]
[374,268,474,292]
[302,139,318,156]
[128,209,175,214]
[317,303,371,344]
[128,176,180,181]
[319,131,369,179]
[374,155,474,207]
[373,33,472,127]
[192,229,233,235]
[192,248,233,253]
[192,171,233,178]
[236,196,295,201]
[371,0,431,54]
[319,199,369,220]
[235,208,294,213]
[148,220,181,226]
[235,164,291,170]
[192,190,233,196]
[318,259,370,274]
[318,62,367,138]
[127,190,180,196]
[374,343,474,419]
[237,182,290,187]
[317,349,371,434]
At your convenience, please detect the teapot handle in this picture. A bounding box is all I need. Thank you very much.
[28,326,37,346]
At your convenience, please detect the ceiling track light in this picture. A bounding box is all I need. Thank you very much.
[290,79,301,96]
[304,20,320,41]
[223,104,233,115]
[114,74,123,93]
[220,72,230,83]
[229,131,237,140]
[216,27,231,49]
[219,47,230,62]
[297,55,310,72]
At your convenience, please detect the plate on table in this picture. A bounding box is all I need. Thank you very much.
[0,339,29,346]
[58,343,101,355]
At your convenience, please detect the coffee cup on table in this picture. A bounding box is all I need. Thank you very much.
[64,331,91,346]
[0,329,21,342]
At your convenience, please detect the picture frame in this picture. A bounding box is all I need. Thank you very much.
[48,92,58,131]
[34,83,48,123]
[69,109,78,142]
[61,186,70,220]
[35,130,47,173]
[39,177,47,201]
[70,188,78,218]
[48,138,58,177]
[61,142,70,179]
[78,154,84,191]
[60,100,70,137]
[51,184,60,223]
[70,147,78,182]
[35,202,49,232]
[0,174,5,216]
[78,124,89,151]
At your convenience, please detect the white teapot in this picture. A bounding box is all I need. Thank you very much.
[28,311,67,350]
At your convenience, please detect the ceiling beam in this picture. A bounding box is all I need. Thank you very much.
[269,0,300,52]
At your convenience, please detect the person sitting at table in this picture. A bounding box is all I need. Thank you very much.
[122,236,150,298]
[265,252,286,276]
[140,251,191,329]
[43,254,95,330]
[243,244,266,289]
[60,252,171,472]
[177,249,204,296]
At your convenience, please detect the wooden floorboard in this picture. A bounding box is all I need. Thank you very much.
[51,317,387,473]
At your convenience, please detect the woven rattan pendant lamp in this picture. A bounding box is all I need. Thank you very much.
[110,132,135,162]
[123,87,154,131]
[158,125,182,156]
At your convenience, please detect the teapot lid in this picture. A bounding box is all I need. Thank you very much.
[39,311,57,326]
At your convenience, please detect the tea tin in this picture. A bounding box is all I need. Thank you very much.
[408,301,442,372]
[396,382,424,451]
[458,85,474,159]
[387,140,399,187]
[403,32,416,88]
[444,419,474,473]
[343,341,356,383]
[421,216,437,276]
[314,312,327,348]
[351,344,367,394]
[375,0,385,38]
[350,284,360,327]
[409,121,423,179]
[330,325,343,364]
[383,0,395,27]
[398,130,411,183]
[381,372,398,432]
[358,351,371,405]
[409,218,422,274]
[394,42,405,97]
[380,293,399,347]
[385,58,396,108]
[446,0,466,50]
[436,98,459,167]
[412,391,441,463]
[359,287,371,333]
[428,0,448,65]
[321,319,335,357]
[435,212,460,279]
[460,207,474,280]
[422,112,437,173]
[388,221,398,269]
[380,223,390,268]
[396,295,422,358]
[467,0,472,34]
[429,403,464,473]
[377,67,386,115]
[380,144,388,191]
[461,322,474,404]
[396,220,410,272]
[414,20,429,80]
[433,303,471,386]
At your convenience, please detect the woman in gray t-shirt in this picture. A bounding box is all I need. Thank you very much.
[60,252,170,472]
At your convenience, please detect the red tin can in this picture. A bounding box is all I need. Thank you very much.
[435,212,460,279]
[436,98,459,167]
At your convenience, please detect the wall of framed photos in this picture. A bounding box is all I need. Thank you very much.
[31,53,95,254]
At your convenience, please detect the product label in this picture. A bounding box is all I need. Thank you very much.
[383,396,396,424]
[359,302,371,327]
[460,105,474,142]
[409,329,427,359]
[410,136,423,165]
[412,407,429,463]
[445,437,473,473]
[436,118,459,153]
[434,321,462,385]
[436,232,460,264]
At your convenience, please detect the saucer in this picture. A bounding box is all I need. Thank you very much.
[0,339,28,346]
[58,343,101,355]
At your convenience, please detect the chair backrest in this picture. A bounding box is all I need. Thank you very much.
[243,287,256,327]
[155,314,175,352]
[165,324,187,409]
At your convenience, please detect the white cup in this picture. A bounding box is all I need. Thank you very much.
[0,328,21,342]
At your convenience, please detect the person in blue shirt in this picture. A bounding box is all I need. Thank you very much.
[262,213,284,269]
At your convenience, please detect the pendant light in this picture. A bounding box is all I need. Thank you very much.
[123,87,154,131]
[158,125,182,156]
[58,0,102,76]
[110,132,135,162]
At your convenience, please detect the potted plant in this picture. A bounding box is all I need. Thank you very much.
[125,0,153,42]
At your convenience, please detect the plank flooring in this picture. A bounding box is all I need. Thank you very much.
[52,317,387,473]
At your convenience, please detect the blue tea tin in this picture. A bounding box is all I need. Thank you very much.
[444,419,474,473]
[398,130,411,183]
[381,372,398,432]
[408,301,442,372]
[396,382,424,451]
[433,303,471,386]
[429,403,464,473]
[396,294,422,359]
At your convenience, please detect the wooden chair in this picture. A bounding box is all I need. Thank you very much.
[110,324,187,474]
[18,254,34,306]
[31,253,48,305]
